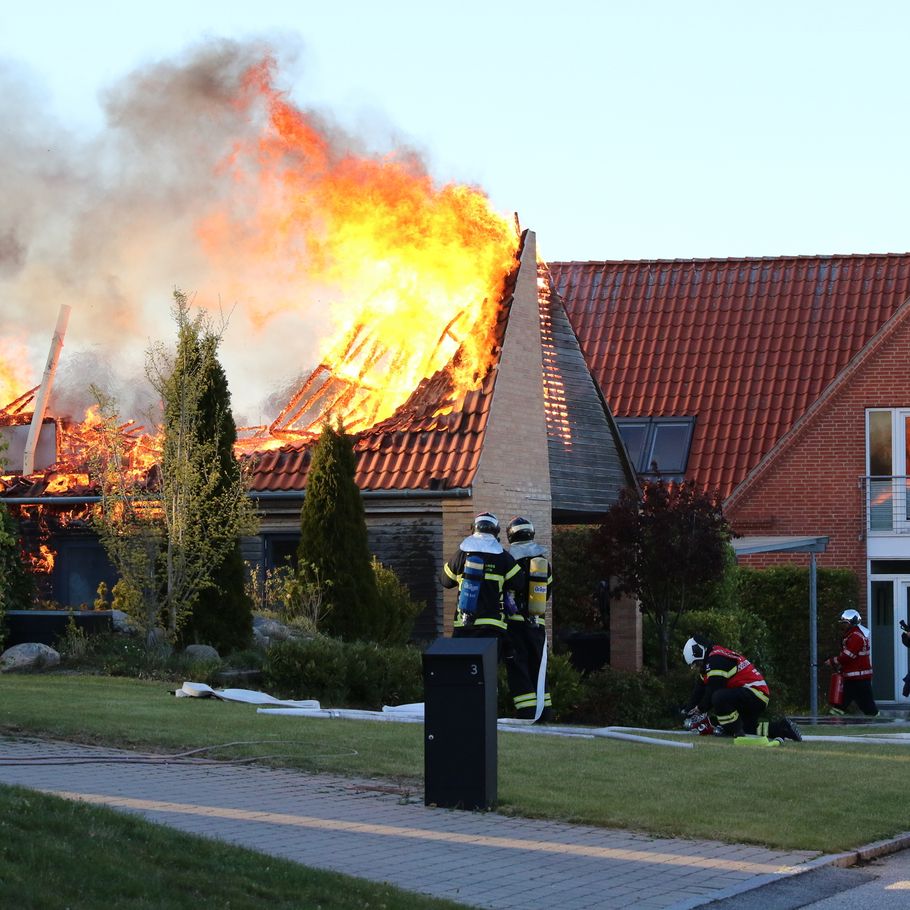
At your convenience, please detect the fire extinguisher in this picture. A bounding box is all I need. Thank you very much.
[828,670,844,707]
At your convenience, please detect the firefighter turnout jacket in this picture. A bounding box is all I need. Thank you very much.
[687,645,771,713]
[441,533,525,631]
[833,626,873,680]
[505,540,554,717]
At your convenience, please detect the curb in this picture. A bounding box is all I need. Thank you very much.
[679,831,910,909]
[826,830,910,866]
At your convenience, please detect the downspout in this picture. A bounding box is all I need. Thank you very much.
[22,304,71,475]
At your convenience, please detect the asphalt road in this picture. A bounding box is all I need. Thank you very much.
[703,849,910,909]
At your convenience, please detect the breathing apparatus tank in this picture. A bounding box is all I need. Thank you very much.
[457,554,485,618]
[528,556,549,617]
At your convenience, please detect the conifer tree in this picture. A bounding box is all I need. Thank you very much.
[298,421,379,640]
[176,322,254,651]
[94,292,257,648]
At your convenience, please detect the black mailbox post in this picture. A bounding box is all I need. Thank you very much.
[422,636,498,810]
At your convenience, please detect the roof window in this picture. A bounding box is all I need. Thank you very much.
[615,417,695,478]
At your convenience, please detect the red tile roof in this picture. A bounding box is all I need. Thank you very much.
[550,253,910,500]
[247,366,499,494]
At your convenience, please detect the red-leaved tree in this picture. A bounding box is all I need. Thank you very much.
[591,480,731,675]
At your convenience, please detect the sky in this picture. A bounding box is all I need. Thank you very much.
[2,1,909,422]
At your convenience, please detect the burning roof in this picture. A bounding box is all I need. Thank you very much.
[1,48,522,499]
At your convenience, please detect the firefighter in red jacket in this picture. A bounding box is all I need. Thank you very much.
[826,609,880,716]
[682,636,802,742]
[441,512,525,653]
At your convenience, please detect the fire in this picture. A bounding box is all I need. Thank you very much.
[0,384,161,492]
[36,543,55,573]
[538,261,573,449]
[199,56,519,436]
[0,339,33,411]
[1,52,519,484]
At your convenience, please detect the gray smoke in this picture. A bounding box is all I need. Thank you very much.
[0,36,406,426]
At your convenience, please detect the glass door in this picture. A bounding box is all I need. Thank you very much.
[899,582,910,703]
[871,580,895,701]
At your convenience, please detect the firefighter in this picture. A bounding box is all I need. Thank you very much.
[825,609,880,716]
[504,516,554,722]
[441,512,525,653]
[900,619,910,698]
[682,635,802,743]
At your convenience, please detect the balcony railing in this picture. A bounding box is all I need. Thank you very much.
[862,476,910,534]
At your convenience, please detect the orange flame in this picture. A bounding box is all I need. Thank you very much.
[33,543,55,574]
[199,56,519,434]
[0,339,33,411]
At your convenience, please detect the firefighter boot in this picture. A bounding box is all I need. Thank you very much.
[769,718,803,742]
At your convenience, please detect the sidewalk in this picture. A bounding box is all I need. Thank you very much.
[0,735,835,909]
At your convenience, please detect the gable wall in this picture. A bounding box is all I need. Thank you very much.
[726,313,910,595]
[473,231,553,557]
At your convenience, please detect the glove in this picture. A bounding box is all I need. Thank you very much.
[683,710,709,732]
[902,631,910,649]
[903,673,910,698]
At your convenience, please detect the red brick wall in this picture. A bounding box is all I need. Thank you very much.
[726,313,910,604]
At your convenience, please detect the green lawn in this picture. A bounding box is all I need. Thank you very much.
[1,674,909,854]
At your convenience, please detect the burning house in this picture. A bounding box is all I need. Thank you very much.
[0,228,638,654]
[0,48,638,659]
[244,229,637,642]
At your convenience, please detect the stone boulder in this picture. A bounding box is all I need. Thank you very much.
[184,644,220,662]
[110,610,140,635]
[252,615,293,648]
[1,642,61,672]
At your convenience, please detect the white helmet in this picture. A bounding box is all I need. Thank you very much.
[839,609,861,625]
[683,637,708,666]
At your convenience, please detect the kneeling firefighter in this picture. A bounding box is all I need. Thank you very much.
[504,516,554,721]
[441,512,525,654]
[682,636,802,744]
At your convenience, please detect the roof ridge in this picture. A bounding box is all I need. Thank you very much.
[550,252,910,267]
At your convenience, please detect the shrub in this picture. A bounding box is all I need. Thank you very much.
[551,526,604,633]
[568,666,670,728]
[497,652,585,723]
[736,566,858,709]
[262,636,423,709]
[546,652,585,720]
[342,640,423,709]
[371,558,424,645]
[0,504,35,648]
[246,562,333,636]
[264,635,349,704]
[57,630,224,683]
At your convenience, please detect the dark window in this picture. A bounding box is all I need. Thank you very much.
[52,536,118,608]
[870,560,910,575]
[266,535,300,571]
[616,417,696,478]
